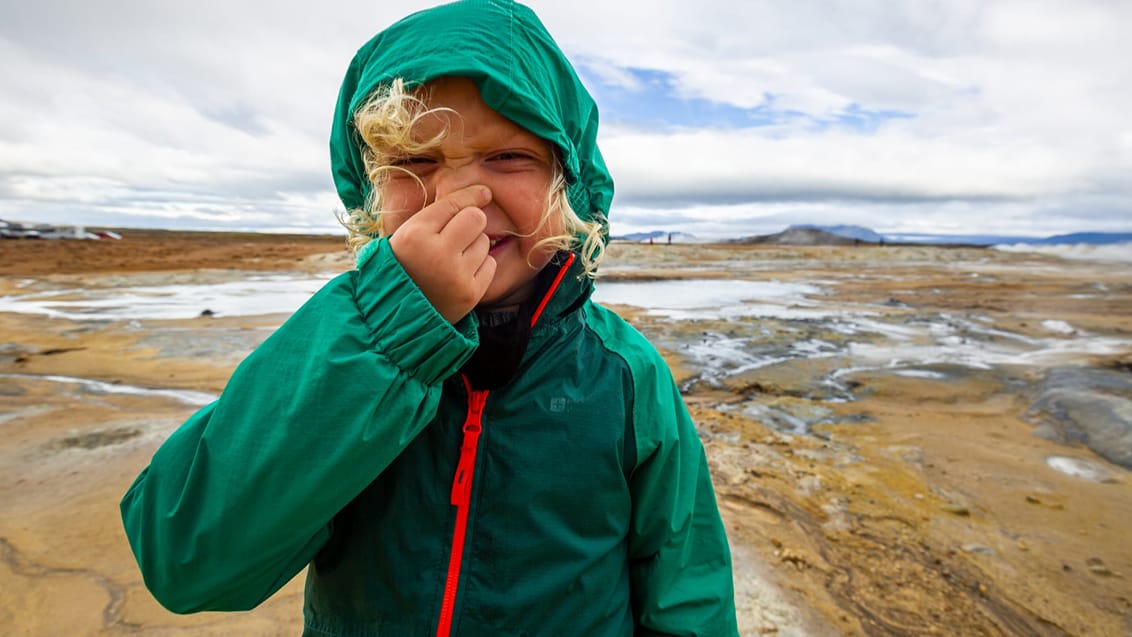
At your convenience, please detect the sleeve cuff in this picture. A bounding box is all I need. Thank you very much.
[355,237,382,270]
[354,238,479,385]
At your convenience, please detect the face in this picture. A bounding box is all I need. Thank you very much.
[379,76,562,310]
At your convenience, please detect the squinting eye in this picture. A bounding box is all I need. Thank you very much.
[489,152,533,162]
[391,156,436,167]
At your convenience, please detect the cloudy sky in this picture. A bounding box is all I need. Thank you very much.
[2,0,1130,239]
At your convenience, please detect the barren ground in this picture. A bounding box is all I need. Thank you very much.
[1,233,1130,636]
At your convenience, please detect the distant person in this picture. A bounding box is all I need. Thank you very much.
[120,2,738,636]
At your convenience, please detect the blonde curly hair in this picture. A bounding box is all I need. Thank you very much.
[340,78,605,278]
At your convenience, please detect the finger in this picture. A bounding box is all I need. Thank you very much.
[471,255,497,297]
[414,185,492,232]
[462,232,490,259]
[455,233,490,284]
[442,207,488,251]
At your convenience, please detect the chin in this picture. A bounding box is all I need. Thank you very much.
[478,278,532,310]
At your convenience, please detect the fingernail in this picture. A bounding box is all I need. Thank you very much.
[476,185,491,203]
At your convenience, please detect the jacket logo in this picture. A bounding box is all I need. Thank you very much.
[549,397,567,413]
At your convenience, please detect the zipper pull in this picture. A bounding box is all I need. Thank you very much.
[450,386,487,505]
[450,447,476,505]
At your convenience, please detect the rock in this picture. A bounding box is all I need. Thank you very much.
[941,504,971,516]
[961,544,995,555]
[1086,557,1121,577]
[1025,367,1132,470]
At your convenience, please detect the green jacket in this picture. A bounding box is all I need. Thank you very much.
[121,242,737,635]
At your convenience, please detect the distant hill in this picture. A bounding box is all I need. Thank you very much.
[786,224,884,243]
[885,231,1132,246]
[790,226,1132,247]
[1031,232,1132,245]
[734,227,875,246]
[884,233,1028,245]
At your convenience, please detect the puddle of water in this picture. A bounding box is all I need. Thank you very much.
[592,279,825,319]
[676,334,798,384]
[1046,456,1112,482]
[1041,320,1076,335]
[828,317,923,340]
[738,407,819,436]
[0,373,216,406]
[893,370,948,379]
[847,332,1130,370]
[0,274,334,320]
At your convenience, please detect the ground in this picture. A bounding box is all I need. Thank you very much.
[1,233,1130,635]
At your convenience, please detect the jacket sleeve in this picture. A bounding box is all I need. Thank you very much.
[628,361,739,637]
[120,238,477,614]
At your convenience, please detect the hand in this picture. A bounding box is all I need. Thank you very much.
[388,185,497,323]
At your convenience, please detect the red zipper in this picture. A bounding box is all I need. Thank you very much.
[434,253,576,637]
[529,252,575,327]
[435,379,488,637]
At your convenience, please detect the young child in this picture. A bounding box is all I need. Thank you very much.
[121,2,739,635]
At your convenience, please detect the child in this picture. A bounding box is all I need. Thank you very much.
[121,1,739,635]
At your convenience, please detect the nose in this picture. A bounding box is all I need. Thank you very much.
[432,157,484,205]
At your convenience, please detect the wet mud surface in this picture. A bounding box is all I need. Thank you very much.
[2,236,1131,635]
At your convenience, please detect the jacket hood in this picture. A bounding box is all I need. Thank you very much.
[329,0,614,234]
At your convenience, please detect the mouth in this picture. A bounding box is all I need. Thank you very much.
[488,235,511,251]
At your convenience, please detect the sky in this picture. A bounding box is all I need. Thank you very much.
[2,0,1130,240]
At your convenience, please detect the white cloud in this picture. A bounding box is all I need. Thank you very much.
[602,123,1089,202]
[0,0,1129,238]
[549,0,1132,236]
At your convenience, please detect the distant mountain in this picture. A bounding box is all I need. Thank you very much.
[787,224,884,243]
[887,231,1132,246]
[883,233,1030,246]
[735,227,874,246]
[777,225,1132,246]
[1030,232,1132,245]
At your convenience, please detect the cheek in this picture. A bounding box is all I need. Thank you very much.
[502,181,557,235]
[529,194,565,241]
[379,181,427,235]
[541,203,565,237]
